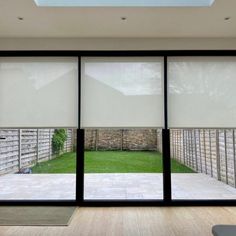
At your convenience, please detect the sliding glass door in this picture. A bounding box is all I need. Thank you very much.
[1,52,236,205]
[168,57,236,200]
[0,57,78,200]
[81,57,164,200]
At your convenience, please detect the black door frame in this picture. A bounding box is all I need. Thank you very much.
[1,50,236,206]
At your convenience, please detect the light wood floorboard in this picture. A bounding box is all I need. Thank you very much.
[1,207,236,236]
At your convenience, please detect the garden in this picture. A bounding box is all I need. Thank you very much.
[31,151,194,173]
[30,128,194,174]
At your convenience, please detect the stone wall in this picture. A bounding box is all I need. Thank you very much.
[85,129,162,151]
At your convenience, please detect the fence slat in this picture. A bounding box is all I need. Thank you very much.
[194,130,198,172]
[203,130,207,174]
[18,129,22,171]
[198,130,203,173]
[209,129,213,177]
[233,130,236,187]
[224,130,228,184]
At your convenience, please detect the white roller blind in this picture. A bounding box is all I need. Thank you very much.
[0,57,78,128]
[168,57,236,128]
[81,57,164,128]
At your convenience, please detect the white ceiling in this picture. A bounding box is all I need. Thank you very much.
[0,0,235,38]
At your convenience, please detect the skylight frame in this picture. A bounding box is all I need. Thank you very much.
[34,0,215,7]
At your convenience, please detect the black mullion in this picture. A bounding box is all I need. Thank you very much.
[80,199,236,207]
[77,130,84,204]
[2,50,236,57]
[76,56,84,205]
[163,56,171,202]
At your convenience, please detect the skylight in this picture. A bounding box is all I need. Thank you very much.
[34,0,215,7]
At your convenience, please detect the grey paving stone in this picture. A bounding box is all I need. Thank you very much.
[0,173,236,200]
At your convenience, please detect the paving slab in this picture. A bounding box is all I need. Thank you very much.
[0,173,235,200]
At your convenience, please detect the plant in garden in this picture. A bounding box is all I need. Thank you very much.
[52,129,67,155]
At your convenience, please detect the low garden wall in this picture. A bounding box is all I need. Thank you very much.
[0,129,74,175]
[85,129,162,151]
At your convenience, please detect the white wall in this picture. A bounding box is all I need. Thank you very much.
[0,38,236,50]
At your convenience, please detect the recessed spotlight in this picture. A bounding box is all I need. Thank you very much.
[17,17,24,21]
[121,17,127,21]
[224,17,231,21]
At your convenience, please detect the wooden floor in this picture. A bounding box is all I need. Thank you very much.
[1,207,236,236]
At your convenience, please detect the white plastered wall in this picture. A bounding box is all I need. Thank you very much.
[0,38,236,50]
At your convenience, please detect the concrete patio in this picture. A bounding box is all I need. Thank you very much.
[0,173,236,200]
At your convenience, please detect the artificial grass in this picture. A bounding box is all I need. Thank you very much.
[31,151,194,174]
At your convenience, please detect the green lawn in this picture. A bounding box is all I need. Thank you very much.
[31,151,194,173]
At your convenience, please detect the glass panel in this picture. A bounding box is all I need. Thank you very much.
[81,57,164,128]
[170,128,236,199]
[82,57,164,200]
[0,128,76,200]
[169,57,236,200]
[0,57,78,128]
[84,128,163,200]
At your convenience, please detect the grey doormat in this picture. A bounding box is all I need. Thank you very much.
[0,206,76,226]
[212,225,236,236]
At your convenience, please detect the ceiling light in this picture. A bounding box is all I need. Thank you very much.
[34,0,215,7]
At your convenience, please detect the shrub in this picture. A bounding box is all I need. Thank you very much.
[52,129,67,155]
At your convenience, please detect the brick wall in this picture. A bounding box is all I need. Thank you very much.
[85,129,162,151]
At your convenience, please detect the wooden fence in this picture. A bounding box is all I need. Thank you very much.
[3,127,235,189]
[0,129,74,175]
[170,129,236,188]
